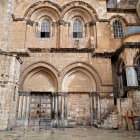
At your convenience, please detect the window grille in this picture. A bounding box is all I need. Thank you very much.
[41,20,50,38]
[73,19,82,38]
[122,62,127,98]
[113,20,123,39]
[137,57,140,86]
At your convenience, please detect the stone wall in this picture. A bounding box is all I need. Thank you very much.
[67,93,91,125]
[0,0,14,51]
[0,53,21,130]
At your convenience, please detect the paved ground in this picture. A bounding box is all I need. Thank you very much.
[0,126,140,140]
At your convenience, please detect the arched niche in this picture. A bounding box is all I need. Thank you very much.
[62,68,96,92]
[19,62,58,92]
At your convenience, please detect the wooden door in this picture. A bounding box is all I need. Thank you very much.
[29,92,52,125]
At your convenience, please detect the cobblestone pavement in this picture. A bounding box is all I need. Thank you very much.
[0,126,140,140]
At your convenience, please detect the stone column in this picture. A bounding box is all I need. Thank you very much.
[22,94,27,119]
[93,92,97,123]
[52,93,55,120]
[64,93,68,123]
[125,66,138,86]
[61,93,65,120]
[26,94,30,120]
[58,92,62,128]
[89,92,93,125]
[55,93,58,120]
[18,94,22,118]
[97,94,101,120]
[57,20,66,48]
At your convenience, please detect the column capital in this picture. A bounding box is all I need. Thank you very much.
[124,64,138,69]
[19,91,31,96]
[56,19,66,26]
[57,92,68,96]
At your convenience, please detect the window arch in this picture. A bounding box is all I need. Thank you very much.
[41,20,50,38]
[113,20,123,39]
[137,57,140,86]
[122,62,127,98]
[73,19,82,38]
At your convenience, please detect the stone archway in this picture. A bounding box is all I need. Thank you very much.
[61,63,98,126]
[17,62,58,126]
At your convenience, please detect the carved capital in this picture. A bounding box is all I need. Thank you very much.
[57,19,66,26]
[26,20,34,26]
[89,20,96,27]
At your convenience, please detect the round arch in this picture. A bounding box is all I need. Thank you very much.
[19,61,58,92]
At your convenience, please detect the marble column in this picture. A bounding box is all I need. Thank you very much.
[26,95,30,120]
[52,93,55,120]
[93,92,97,123]
[61,93,65,121]
[97,94,101,120]
[55,93,58,120]
[18,94,22,118]
[125,66,138,86]
[64,93,68,121]
[58,92,62,128]
[22,94,27,119]
[89,92,93,125]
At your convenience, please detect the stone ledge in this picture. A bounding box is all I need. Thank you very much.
[124,86,140,91]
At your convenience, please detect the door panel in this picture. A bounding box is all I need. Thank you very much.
[29,93,52,126]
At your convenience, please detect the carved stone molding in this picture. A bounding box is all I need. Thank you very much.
[56,19,66,26]
[124,86,140,92]
[26,20,34,26]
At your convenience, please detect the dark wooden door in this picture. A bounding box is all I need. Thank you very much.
[29,92,52,125]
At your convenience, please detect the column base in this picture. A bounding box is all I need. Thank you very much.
[94,120,97,124]
[90,120,94,125]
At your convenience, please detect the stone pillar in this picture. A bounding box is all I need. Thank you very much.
[93,92,97,123]
[61,93,65,120]
[26,94,30,120]
[97,94,101,120]
[58,92,62,127]
[22,94,26,119]
[89,92,93,125]
[52,93,55,120]
[57,20,66,48]
[64,93,68,126]
[18,94,22,118]
[55,93,58,120]
[125,66,138,86]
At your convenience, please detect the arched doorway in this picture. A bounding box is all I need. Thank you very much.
[18,62,58,126]
[62,67,97,125]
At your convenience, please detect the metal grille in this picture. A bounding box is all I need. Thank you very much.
[137,58,140,86]
[41,20,50,38]
[113,20,123,39]
[73,19,82,38]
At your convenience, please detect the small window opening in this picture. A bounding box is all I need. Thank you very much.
[113,20,123,39]
[41,20,50,38]
[73,19,82,38]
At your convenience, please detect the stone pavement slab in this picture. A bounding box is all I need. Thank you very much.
[0,126,140,140]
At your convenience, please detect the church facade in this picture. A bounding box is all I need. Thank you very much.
[0,0,140,130]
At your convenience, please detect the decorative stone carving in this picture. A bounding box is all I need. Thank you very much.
[26,20,34,26]
[56,19,66,26]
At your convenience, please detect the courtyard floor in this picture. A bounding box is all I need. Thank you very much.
[0,126,140,140]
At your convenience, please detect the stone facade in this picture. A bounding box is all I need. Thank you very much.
[0,0,140,130]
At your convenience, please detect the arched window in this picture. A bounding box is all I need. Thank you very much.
[73,19,82,38]
[137,57,140,86]
[41,20,50,38]
[113,20,123,39]
[122,62,127,98]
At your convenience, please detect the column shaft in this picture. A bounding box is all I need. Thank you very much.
[94,94,97,122]
[26,96,30,120]
[64,94,67,120]
[90,93,93,125]
[52,95,55,119]
[97,95,101,119]
[22,95,26,119]
[18,96,22,118]
[55,94,58,120]
[61,95,64,120]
